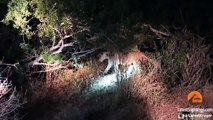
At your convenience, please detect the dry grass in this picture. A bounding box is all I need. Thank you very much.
[182,41,212,87]
[202,85,213,108]
[0,79,23,120]
[28,66,94,102]
[22,39,213,120]
[120,52,166,106]
[162,32,212,89]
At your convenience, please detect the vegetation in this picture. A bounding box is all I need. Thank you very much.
[0,0,212,120]
[0,67,25,120]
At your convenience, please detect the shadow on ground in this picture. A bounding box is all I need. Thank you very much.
[21,88,152,120]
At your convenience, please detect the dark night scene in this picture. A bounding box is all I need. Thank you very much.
[0,0,213,120]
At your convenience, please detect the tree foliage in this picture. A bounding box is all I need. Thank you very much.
[3,0,32,37]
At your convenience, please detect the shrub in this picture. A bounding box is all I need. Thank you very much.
[161,32,212,88]
[2,0,33,38]
[0,78,23,120]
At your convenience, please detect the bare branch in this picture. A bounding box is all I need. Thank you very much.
[63,34,73,39]
[52,40,64,54]
[32,61,60,66]
[145,24,171,38]
[31,66,67,73]
[72,47,101,59]
[0,63,18,69]
[78,48,100,58]
[50,40,63,51]
[28,57,42,66]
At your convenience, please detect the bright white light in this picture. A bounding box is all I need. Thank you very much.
[125,62,140,79]
[89,62,140,93]
[90,73,118,92]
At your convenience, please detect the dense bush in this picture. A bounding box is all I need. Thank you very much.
[0,76,23,120]
[160,31,212,88]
